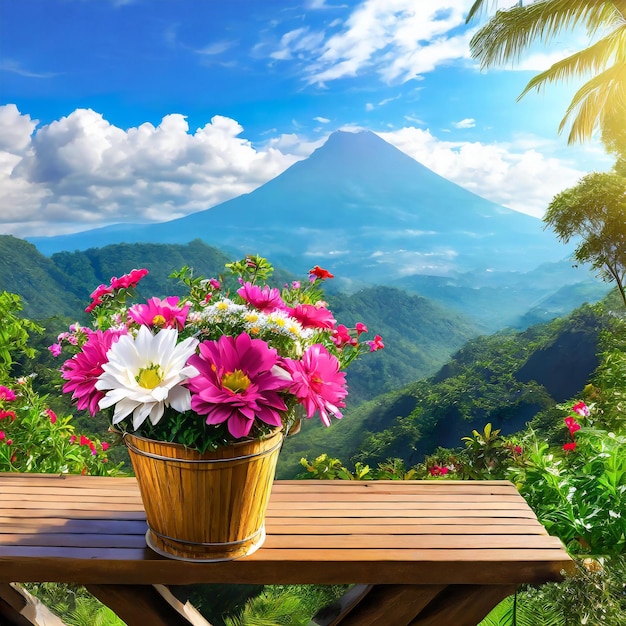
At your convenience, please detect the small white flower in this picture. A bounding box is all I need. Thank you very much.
[96,326,199,430]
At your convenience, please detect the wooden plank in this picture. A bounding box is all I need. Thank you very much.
[0,532,562,551]
[266,523,549,535]
[260,534,565,550]
[266,508,538,518]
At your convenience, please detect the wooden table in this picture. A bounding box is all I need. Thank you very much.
[0,474,573,626]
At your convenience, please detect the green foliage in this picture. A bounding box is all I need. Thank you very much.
[0,236,86,319]
[511,426,626,556]
[480,557,626,626]
[25,584,124,626]
[223,589,310,626]
[0,376,119,475]
[467,0,626,144]
[299,453,373,480]
[544,171,626,307]
[0,292,42,377]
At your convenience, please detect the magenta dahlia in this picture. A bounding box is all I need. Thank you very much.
[284,344,347,427]
[188,333,292,439]
[61,329,125,416]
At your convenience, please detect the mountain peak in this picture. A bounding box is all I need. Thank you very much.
[27,128,564,282]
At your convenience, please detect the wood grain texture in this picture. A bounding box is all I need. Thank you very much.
[0,475,573,586]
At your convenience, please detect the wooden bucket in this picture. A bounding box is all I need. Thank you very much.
[124,429,283,561]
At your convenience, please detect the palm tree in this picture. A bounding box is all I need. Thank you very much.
[466,1,626,144]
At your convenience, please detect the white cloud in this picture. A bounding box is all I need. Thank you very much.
[0,106,302,237]
[1,104,608,240]
[271,0,475,86]
[314,116,331,123]
[378,126,590,218]
[453,118,476,129]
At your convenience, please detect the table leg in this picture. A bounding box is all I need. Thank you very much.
[312,583,516,626]
[86,584,211,626]
[312,584,447,626]
[409,584,518,625]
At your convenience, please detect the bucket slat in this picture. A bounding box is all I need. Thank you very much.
[125,430,283,561]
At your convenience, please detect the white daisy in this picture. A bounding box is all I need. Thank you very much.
[96,326,199,430]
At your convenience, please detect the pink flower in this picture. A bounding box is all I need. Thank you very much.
[332,324,357,348]
[85,283,113,313]
[572,401,590,417]
[48,343,62,357]
[101,442,109,451]
[237,282,286,313]
[110,268,148,290]
[208,278,221,290]
[80,435,90,446]
[367,335,385,352]
[188,333,292,439]
[288,304,336,330]
[5,439,12,446]
[69,435,77,444]
[0,410,16,422]
[564,416,581,435]
[355,322,368,335]
[128,296,189,330]
[309,266,334,281]
[61,329,125,416]
[563,442,577,452]
[0,431,5,441]
[283,344,348,427]
[46,408,57,424]
[0,386,16,402]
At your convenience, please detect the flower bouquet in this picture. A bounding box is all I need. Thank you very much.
[55,255,382,560]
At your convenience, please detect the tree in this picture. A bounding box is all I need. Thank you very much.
[467,1,626,143]
[543,171,626,307]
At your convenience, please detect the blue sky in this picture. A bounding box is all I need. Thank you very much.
[0,0,613,238]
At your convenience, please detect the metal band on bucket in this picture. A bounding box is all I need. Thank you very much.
[123,434,283,465]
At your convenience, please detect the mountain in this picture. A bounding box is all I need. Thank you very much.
[26,130,607,329]
[277,297,610,477]
[29,130,566,278]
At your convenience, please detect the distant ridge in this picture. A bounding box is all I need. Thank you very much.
[28,130,566,283]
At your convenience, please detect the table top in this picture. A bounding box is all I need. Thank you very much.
[0,473,572,586]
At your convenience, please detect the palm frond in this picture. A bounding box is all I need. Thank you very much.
[470,1,619,69]
[562,63,626,142]
[519,27,626,98]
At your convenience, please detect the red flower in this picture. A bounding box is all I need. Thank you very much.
[69,435,77,444]
[367,335,385,352]
[0,410,16,422]
[429,465,450,476]
[355,322,368,335]
[80,435,90,446]
[110,268,148,290]
[45,408,57,424]
[332,324,357,348]
[572,401,590,417]
[309,265,334,280]
[101,442,109,451]
[563,442,577,452]
[564,416,581,435]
